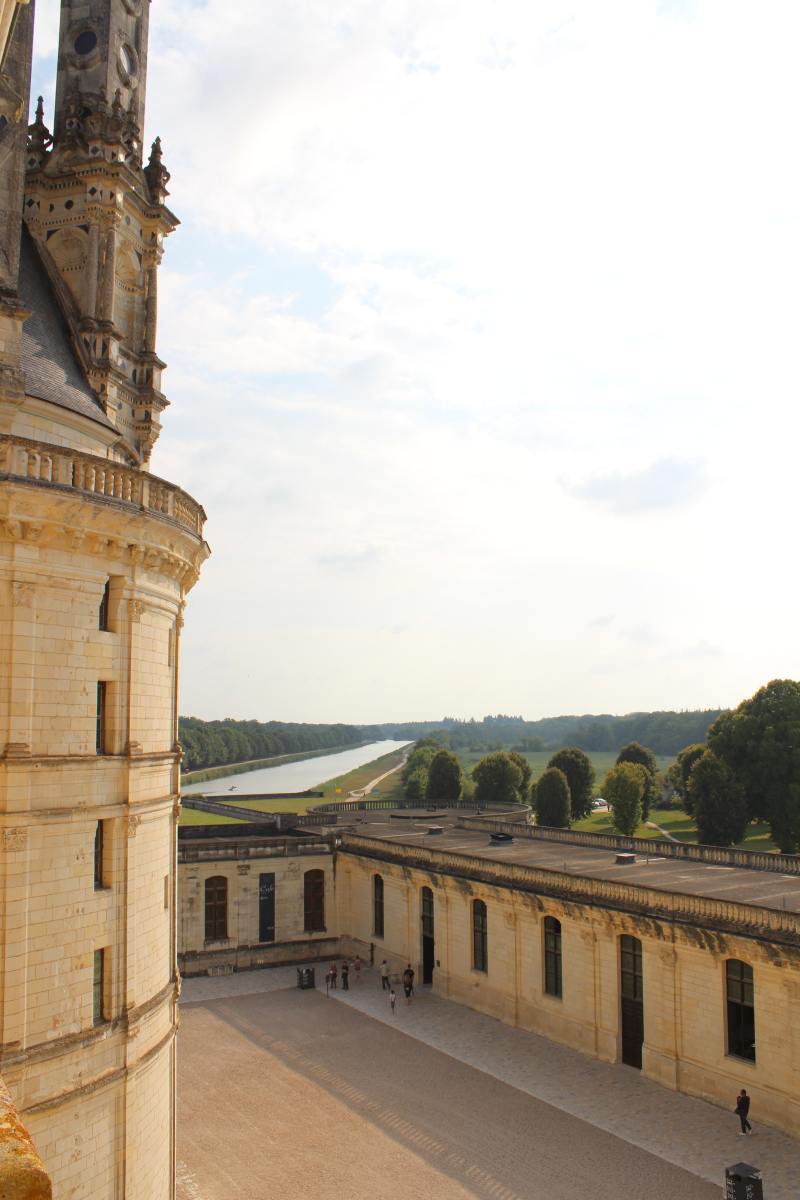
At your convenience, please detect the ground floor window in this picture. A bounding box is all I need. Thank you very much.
[304,869,325,932]
[726,959,755,1061]
[544,916,562,997]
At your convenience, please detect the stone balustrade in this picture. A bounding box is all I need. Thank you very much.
[0,434,206,538]
[0,1077,52,1200]
[457,815,800,876]
[338,832,800,942]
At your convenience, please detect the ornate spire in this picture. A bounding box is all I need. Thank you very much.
[145,136,170,205]
[26,96,53,169]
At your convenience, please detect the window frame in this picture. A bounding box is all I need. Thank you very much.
[543,916,562,998]
[726,958,755,1062]
[303,869,326,934]
[472,899,488,973]
[373,873,384,938]
[96,681,107,754]
[620,934,643,1002]
[92,948,105,1025]
[94,821,105,890]
[204,875,228,942]
[98,580,110,631]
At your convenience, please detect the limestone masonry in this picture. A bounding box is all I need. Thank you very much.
[0,1,208,1196]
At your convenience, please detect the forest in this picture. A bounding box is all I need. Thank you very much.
[178,717,365,773]
[356,710,723,757]
[179,708,723,772]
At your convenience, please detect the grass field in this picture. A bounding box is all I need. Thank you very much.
[178,807,247,826]
[573,807,779,852]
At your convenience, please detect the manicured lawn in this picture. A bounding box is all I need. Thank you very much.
[573,806,779,852]
[178,807,246,826]
[314,748,408,801]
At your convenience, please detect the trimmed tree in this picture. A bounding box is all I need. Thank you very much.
[426,749,462,801]
[688,750,748,847]
[668,743,706,815]
[604,762,646,836]
[616,742,657,821]
[404,767,428,801]
[708,679,800,851]
[547,747,595,820]
[508,751,533,804]
[472,752,523,808]
[534,767,571,828]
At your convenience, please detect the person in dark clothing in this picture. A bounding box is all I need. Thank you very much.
[329,963,337,990]
[735,1088,752,1134]
[341,961,349,990]
[402,964,415,1004]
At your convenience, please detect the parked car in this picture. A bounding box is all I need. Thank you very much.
[592,798,608,810]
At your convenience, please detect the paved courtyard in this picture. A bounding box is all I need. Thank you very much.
[178,966,798,1199]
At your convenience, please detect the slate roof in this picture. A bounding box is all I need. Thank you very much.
[18,229,117,433]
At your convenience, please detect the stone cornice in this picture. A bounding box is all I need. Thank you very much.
[338,834,800,948]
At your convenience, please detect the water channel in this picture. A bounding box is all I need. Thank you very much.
[180,739,411,796]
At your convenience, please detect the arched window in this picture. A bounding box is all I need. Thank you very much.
[204,876,227,941]
[472,899,488,972]
[726,959,755,1061]
[304,869,325,933]
[543,916,562,997]
[373,874,384,937]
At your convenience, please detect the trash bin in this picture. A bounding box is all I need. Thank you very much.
[724,1162,763,1200]
[296,966,315,990]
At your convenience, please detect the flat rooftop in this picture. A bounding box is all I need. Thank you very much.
[342,810,800,915]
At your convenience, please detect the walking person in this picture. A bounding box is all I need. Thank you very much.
[354,954,361,983]
[341,961,349,991]
[329,962,338,990]
[735,1089,752,1135]
[380,959,390,991]
[402,963,415,1005]
[389,987,396,1015]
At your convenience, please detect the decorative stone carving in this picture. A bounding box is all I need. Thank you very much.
[2,827,28,850]
[127,815,141,838]
[128,599,145,621]
[11,580,33,606]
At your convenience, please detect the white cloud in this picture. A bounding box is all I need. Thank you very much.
[29,1,800,720]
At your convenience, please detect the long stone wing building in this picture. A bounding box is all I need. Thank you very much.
[0,1,208,1195]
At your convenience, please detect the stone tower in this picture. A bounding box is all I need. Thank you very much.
[0,1,208,1196]
[24,0,175,464]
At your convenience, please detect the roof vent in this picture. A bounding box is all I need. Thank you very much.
[490,832,513,844]
[616,852,636,866]
[426,825,444,835]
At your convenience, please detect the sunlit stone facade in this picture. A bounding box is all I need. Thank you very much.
[0,1,208,1195]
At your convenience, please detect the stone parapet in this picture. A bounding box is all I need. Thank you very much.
[0,434,206,539]
[0,1076,51,1200]
[457,815,800,876]
[338,833,800,945]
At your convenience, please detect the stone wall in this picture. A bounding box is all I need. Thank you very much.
[334,840,800,1138]
[178,838,338,976]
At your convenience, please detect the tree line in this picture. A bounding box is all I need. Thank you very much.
[400,679,800,855]
[358,708,722,756]
[178,717,365,773]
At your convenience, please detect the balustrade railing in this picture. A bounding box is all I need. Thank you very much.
[455,816,800,876]
[337,833,800,939]
[0,435,205,538]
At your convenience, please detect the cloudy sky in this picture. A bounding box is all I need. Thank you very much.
[33,1,800,723]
